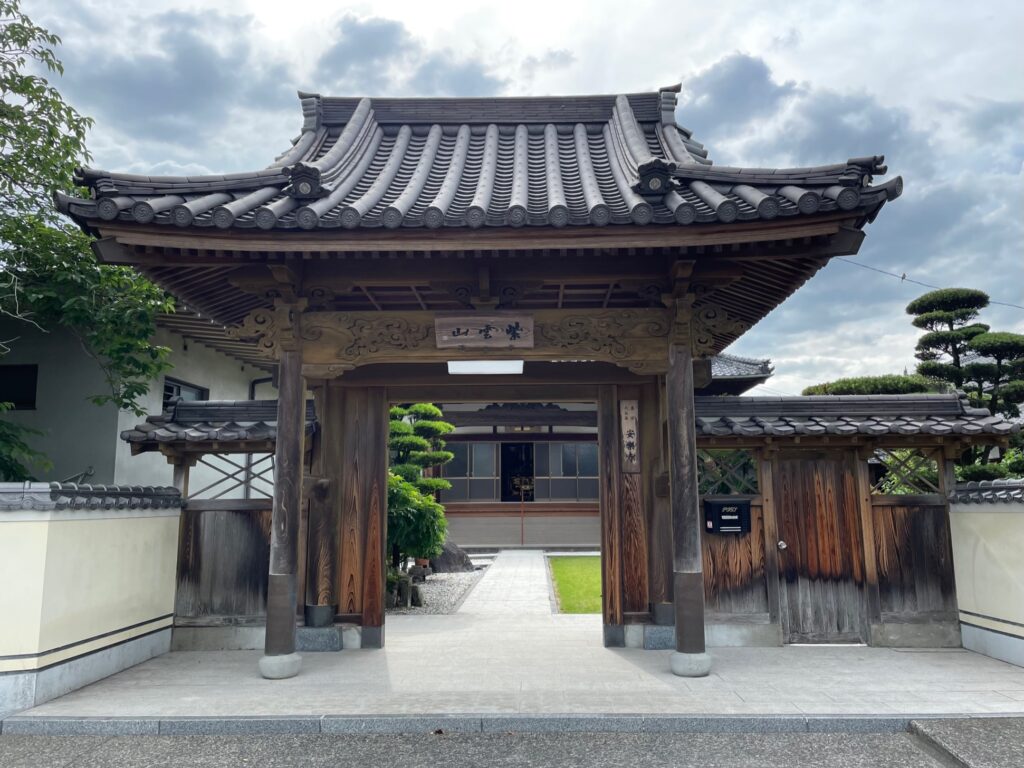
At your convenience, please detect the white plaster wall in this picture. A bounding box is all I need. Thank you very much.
[0,509,178,667]
[0,320,119,482]
[950,500,1024,667]
[0,521,48,656]
[114,327,276,488]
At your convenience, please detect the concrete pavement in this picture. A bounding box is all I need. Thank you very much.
[4,550,1023,739]
[0,729,994,768]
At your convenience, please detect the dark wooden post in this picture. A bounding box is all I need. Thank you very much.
[259,319,305,679]
[667,341,711,676]
[597,384,624,646]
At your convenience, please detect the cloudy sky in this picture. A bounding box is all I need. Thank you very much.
[34,0,1024,395]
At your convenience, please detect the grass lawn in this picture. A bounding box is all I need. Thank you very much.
[548,556,601,614]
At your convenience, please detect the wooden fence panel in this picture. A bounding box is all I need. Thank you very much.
[872,503,957,620]
[175,503,272,621]
[701,503,768,615]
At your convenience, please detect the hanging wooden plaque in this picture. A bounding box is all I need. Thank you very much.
[435,314,534,349]
[620,399,640,473]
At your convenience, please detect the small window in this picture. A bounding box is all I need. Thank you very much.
[163,377,209,408]
[0,364,38,410]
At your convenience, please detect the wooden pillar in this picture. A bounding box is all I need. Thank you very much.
[260,337,305,679]
[332,386,388,648]
[646,377,673,623]
[854,448,882,640]
[305,384,338,619]
[667,342,710,676]
[597,384,624,646]
[359,387,388,648]
[758,450,782,628]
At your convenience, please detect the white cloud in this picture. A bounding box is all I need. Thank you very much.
[32,0,1024,393]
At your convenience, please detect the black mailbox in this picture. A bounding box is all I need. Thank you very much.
[704,499,751,535]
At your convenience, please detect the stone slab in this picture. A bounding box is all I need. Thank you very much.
[961,623,1024,668]
[2,713,935,736]
[1,717,159,735]
[911,717,1024,768]
[0,629,170,718]
[870,622,961,648]
[643,622,783,649]
[158,716,322,735]
[296,627,341,652]
[321,715,482,734]
[171,625,264,651]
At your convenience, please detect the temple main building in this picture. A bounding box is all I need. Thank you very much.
[54,84,1014,681]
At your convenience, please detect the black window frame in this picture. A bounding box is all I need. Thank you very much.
[162,376,209,408]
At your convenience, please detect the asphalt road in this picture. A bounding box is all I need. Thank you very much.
[0,731,984,768]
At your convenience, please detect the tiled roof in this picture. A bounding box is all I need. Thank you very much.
[951,479,1024,504]
[57,87,901,232]
[0,482,181,511]
[122,393,1017,451]
[694,394,1019,438]
[710,353,773,379]
[120,399,317,450]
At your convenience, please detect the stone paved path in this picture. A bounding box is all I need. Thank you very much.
[458,550,553,615]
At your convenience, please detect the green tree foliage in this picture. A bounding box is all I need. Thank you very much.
[905,288,1024,476]
[965,332,1024,418]
[801,374,942,396]
[0,402,49,480]
[906,288,990,388]
[386,404,455,566]
[0,1,173,479]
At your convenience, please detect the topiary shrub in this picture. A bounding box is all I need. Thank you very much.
[387,403,456,568]
[802,374,943,396]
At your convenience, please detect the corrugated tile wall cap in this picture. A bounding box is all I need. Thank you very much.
[0,482,182,511]
[951,478,1024,504]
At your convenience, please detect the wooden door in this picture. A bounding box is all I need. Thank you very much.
[773,451,866,643]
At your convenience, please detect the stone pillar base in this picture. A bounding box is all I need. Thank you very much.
[670,651,711,677]
[259,652,302,680]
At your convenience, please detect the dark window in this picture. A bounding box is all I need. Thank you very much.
[163,377,208,408]
[0,364,38,410]
[500,442,534,502]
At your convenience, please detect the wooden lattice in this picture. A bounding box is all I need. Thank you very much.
[189,453,275,500]
[697,449,759,496]
[871,448,940,495]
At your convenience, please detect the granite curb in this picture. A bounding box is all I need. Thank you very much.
[4,713,1018,736]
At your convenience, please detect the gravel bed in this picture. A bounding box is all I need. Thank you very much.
[387,569,485,615]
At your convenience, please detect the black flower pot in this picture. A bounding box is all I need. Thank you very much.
[304,603,336,628]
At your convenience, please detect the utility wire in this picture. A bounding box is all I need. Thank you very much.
[835,257,1024,311]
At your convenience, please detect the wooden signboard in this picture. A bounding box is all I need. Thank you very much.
[620,399,640,473]
[435,314,534,349]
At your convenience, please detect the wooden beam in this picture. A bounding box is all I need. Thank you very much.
[443,408,597,428]
[667,341,710,675]
[96,215,852,255]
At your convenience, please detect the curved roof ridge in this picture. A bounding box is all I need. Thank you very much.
[58,87,902,232]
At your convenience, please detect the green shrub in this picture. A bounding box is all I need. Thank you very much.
[802,374,942,396]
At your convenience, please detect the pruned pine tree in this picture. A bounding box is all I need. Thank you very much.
[386,404,455,568]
